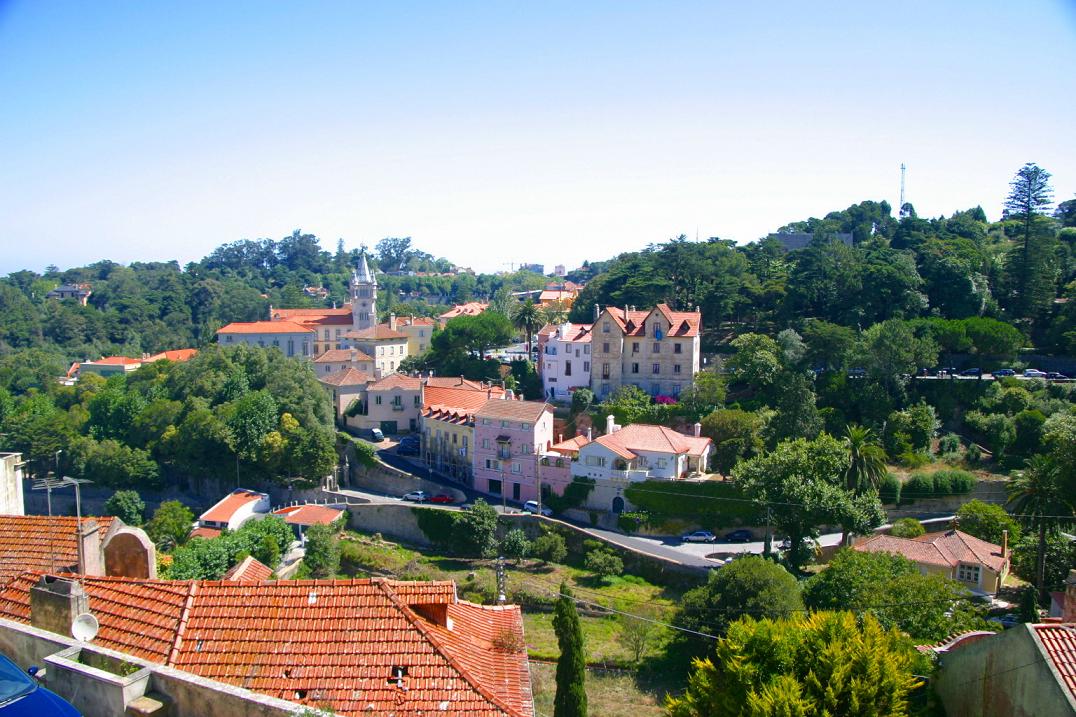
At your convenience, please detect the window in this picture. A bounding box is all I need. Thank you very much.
[487,478,502,495]
[674,364,681,374]
[482,438,489,449]
[632,342,639,353]
[602,342,610,353]
[225,335,233,343]
[272,339,280,347]
[287,340,295,357]
[419,330,425,337]
[603,322,610,333]
[957,564,981,583]
[324,329,330,339]
[674,342,682,354]
[482,418,490,425]
[651,382,661,395]
[501,420,509,428]
[631,363,639,374]
[565,360,572,376]
[585,455,607,467]
[486,459,501,471]
[653,363,660,374]
[336,329,342,337]
[512,483,521,500]
[652,342,660,353]
[522,423,530,430]
[584,345,590,355]
[583,361,590,372]
[392,396,402,407]
[414,395,421,406]
[602,363,611,380]
[511,462,521,474]
[375,396,382,405]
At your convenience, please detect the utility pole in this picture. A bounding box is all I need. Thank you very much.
[535,448,542,515]
[899,163,909,218]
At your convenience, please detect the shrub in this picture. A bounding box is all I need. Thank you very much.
[934,469,975,495]
[966,443,982,463]
[938,433,961,454]
[879,473,901,505]
[531,531,567,564]
[624,479,757,528]
[542,477,596,513]
[584,548,624,580]
[617,511,650,533]
[954,500,1021,545]
[903,473,934,502]
[890,518,925,538]
[500,528,530,562]
[104,490,145,526]
[304,523,341,578]
[898,451,930,469]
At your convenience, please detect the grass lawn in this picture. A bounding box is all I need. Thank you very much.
[530,662,674,717]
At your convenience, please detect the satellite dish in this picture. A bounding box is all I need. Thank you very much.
[71,613,99,643]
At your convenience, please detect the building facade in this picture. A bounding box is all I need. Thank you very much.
[216,321,314,358]
[589,303,702,399]
[538,322,592,400]
[312,347,375,377]
[390,314,436,356]
[473,400,555,504]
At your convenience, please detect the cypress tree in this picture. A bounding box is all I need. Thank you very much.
[552,582,587,717]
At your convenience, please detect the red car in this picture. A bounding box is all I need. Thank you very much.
[429,494,456,504]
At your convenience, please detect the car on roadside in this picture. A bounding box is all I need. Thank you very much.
[960,368,982,377]
[429,493,456,504]
[987,613,1021,629]
[396,436,420,456]
[1047,371,1069,380]
[1023,369,1047,378]
[847,367,867,378]
[401,490,428,503]
[723,529,753,543]
[369,427,385,442]
[681,530,717,543]
[993,368,1016,377]
[522,500,553,517]
[0,654,80,716]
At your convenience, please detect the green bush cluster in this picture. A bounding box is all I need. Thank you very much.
[623,480,756,529]
[878,473,901,505]
[901,469,976,503]
[166,516,294,580]
[541,477,595,514]
[616,510,650,533]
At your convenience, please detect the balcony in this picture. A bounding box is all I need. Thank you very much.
[392,404,405,412]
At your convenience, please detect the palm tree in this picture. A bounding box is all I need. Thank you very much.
[541,300,570,327]
[512,299,542,357]
[1008,454,1067,602]
[841,425,888,546]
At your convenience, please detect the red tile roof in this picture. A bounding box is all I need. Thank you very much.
[222,556,273,581]
[602,304,701,338]
[271,308,354,328]
[425,385,506,413]
[541,323,592,342]
[187,526,222,540]
[550,435,591,454]
[217,321,314,335]
[0,515,116,586]
[318,368,374,387]
[346,325,408,341]
[91,356,143,366]
[272,504,344,526]
[395,316,437,326]
[145,349,198,363]
[593,424,711,460]
[369,374,423,391]
[1033,624,1076,701]
[199,489,268,524]
[313,348,373,363]
[0,576,532,716]
[855,530,1007,572]
[476,399,551,424]
[439,302,489,320]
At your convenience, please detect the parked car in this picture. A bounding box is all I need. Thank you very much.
[396,442,420,456]
[993,368,1016,377]
[847,367,867,378]
[960,368,982,377]
[401,490,428,503]
[1023,369,1047,378]
[681,530,717,543]
[429,494,456,504]
[723,529,753,543]
[0,654,80,716]
[1046,371,1069,380]
[369,427,385,442]
[522,500,553,517]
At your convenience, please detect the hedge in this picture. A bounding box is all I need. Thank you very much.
[623,480,756,529]
[879,473,901,505]
[902,469,976,504]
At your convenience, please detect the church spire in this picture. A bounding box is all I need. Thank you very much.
[350,251,377,331]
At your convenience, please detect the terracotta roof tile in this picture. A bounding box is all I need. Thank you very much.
[550,435,591,453]
[313,348,373,363]
[0,575,531,716]
[90,356,143,366]
[1033,623,1076,701]
[346,325,408,340]
[188,527,221,540]
[368,374,424,391]
[424,385,506,413]
[0,515,116,585]
[912,530,1008,573]
[594,424,711,458]
[199,489,268,524]
[439,302,489,320]
[145,349,198,363]
[272,505,344,526]
[318,368,374,387]
[476,399,551,424]
[217,321,314,335]
[222,556,274,581]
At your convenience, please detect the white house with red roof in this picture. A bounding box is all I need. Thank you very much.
[854,528,1010,595]
[570,416,711,482]
[216,320,315,358]
[538,322,592,400]
[312,347,375,376]
[194,489,270,536]
[589,303,702,399]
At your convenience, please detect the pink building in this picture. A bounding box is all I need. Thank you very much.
[473,399,561,504]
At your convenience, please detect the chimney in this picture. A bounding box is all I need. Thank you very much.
[693,422,702,438]
[558,433,563,443]
[389,313,397,331]
[79,519,104,576]
[1001,529,1009,558]
[594,304,600,322]
[1061,570,1076,624]
[30,576,89,637]
[606,414,616,435]
[586,427,592,441]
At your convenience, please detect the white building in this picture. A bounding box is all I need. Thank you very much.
[571,416,711,482]
[539,322,592,400]
[194,489,271,537]
[0,453,25,516]
[216,321,314,358]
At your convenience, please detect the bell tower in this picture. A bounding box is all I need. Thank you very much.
[350,253,377,331]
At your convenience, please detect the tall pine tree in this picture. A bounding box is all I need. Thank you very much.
[553,582,587,717]
[1002,163,1057,323]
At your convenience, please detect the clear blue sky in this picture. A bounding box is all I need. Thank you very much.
[1,1,1074,275]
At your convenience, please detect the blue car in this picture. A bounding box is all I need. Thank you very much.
[0,654,80,715]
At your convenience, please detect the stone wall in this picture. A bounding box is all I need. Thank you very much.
[347,458,466,501]
[887,477,1009,517]
[343,503,434,547]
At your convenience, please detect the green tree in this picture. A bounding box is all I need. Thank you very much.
[675,555,802,638]
[553,583,587,717]
[890,517,925,538]
[666,611,921,717]
[954,499,1022,545]
[676,371,726,420]
[1008,453,1073,601]
[841,424,887,494]
[1002,163,1057,321]
[303,523,341,578]
[104,490,145,526]
[500,528,530,563]
[700,408,766,475]
[454,499,499,557]
[511,299,543,356]
[1011,531,1076,595]
[726,333,782,392]
[532,531,568,564]
[765,371,822,445]
[584,547,624,580]
[145,500,195,551]
[617,606,665,664]
[1019,586,1039,623]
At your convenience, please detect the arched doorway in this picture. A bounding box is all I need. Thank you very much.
[611,496,625,514]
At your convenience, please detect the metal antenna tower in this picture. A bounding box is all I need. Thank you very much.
[31,475,93,574]
[899,163,909,218]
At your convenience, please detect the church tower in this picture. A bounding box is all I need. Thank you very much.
[350,253,377,331]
